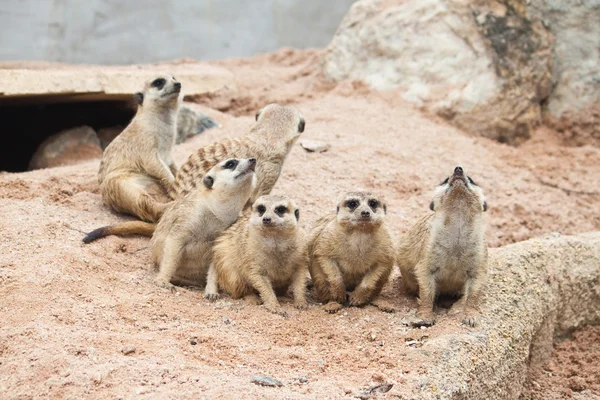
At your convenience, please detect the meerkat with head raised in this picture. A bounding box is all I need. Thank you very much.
[170,103,305,206]
[83,76,181,243]
[205,195,308,316]
[308,192,395,314]
[151,157,256,290]
[397,166,488,327]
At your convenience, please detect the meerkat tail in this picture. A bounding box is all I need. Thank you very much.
[82,221,156,243]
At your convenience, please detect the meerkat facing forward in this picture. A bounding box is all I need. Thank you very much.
[308,192,395,314]
[151,157,256,290]
[205,195,308,316]
[397,166,488,327]
[83,76,181,243]
[170,103,305,206]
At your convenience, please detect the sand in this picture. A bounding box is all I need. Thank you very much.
[0,48,599,399]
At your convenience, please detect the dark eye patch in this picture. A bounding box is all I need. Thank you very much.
[467,176,478,186]
[440,177,449,186]
[345,199,359,210]
[368,199,379,210]
[224,160,238,170]
[275,205,288,216]
[151,78,166,89]
[256,205,266,216]
[298,118,305,133]
[294,209,300,221]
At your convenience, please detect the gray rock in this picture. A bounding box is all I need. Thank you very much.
[322,0,556,145]
[250,375,283,387]
[28,126,102,170]
[176,105,219,144]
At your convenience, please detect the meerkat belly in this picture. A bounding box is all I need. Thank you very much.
[336,235,378,288]
[431,232,479,295]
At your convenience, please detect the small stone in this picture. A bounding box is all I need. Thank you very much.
[250,375,283,387]
[568,376,586,392]
[298,376,308,384]
[300,139,331,153]
[176,105,219,144]
[222,316,231,325]
[190,339,197,345]
[121,345,136,355]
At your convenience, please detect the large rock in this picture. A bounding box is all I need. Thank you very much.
[28,126,102,170]
[322,0,556,145]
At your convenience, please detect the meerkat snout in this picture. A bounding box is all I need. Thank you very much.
[454,166,463,175]
[430,167,487,213]
[336,193,387,228]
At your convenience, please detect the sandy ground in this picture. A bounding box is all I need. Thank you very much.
[522,326,600,399]
[1,48,599,399]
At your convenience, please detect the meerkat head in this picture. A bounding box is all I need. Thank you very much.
[133,75,182,111]
[249,195,300,235]
[336,191,387,230]
[252,103,305,145]
[201,157,257,202]
[429,166,487,214]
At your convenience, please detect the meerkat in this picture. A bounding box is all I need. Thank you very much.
[205,195,308,316]
[169,103,305,207]
[308,192,395,314]
[397,166,488,327]
[151,157,256,290]
[83,75,181,243]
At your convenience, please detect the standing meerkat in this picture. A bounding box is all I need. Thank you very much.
[205,195,308,316]
[169,103,305,206]
[83,75,181,243]
[308,192,395,314]
[397,166,488,327]
[151,157,256,291]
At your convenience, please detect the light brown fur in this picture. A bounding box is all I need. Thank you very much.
[169,103,305,206]
[308,192,394,313]
[205,195,308,316]
[98,75,181,223]
[151,158,256,290]
[397,166,488,327]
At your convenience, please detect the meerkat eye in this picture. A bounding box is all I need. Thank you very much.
[224,160,238,170]
[345,199,359,210]
[275,206,288,216]
[368,199,379,210]
[151,78,166,89]
[294,209,300,221]
[256,205,266,216]
[440,177,449,186]
[298,118,305,133]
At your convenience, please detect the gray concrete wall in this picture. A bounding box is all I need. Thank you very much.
[0,0,355,64]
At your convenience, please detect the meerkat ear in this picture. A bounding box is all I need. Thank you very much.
[203,175,214,189]
[134,92,144,105]
[482,201,488,212]
[294,209,300,221]
[429,201,435,211]
[298,118,305,133]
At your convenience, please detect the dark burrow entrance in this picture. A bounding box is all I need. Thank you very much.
[0,97,136,172]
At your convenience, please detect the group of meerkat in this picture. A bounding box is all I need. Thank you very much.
[83,76,489,327]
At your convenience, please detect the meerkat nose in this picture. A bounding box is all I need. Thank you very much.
[263,217,272,225]
[174,82,181,89]
[361,210,370,217]
[454,166,463,175]
[248,158,257,164]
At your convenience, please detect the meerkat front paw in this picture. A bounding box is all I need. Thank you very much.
[347,291,369,307]
[322,301,343,314]
[204,291,220,302]
[243,294,263,306]
[460,308,479,327]
[293,300,308,310]
[155,278,177,292]
[412,308,435,327]
[264,302,288,317]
